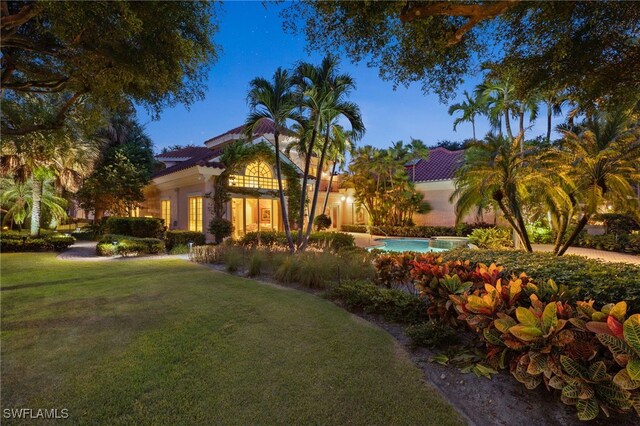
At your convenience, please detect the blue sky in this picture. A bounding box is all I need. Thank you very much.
[137,1,563,153]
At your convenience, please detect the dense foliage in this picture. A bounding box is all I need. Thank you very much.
[340,223,494,237]
[283,2,640,110]
[468,227,514,249]
[0,232,75,252]
[104,217,164,239]
[1,1,219,137]
[372,252,640,420]
[238,231,355,252]
[343,140,431,226]
[76,114,156,218]
[165,230,206,251]
[96,234,164,256]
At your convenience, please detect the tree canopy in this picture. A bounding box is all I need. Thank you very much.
[283,1,640,110]
[1,0,219,137]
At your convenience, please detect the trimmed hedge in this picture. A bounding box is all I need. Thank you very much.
[0,233,75,252]
[340,222,496,237]
[238,231,355,251]
[104,217,164,238]
[442,249,640,312]
[96,234,164,257]
[165,230,206,250]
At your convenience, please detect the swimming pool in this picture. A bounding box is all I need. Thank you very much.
[372,238,448,253]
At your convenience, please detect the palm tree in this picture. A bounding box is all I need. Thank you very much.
[451,135,568,252]
[0,177,68,230]
[477,79,518,140]
[294,54,365,251]
[448,90,484,141]
[541,92,568,143]
[554,111,640,255]
[321,125,354,215]
[1,133,99,236]
[246,67,299,252]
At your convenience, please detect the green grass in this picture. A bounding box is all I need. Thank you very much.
[0,253,464,425]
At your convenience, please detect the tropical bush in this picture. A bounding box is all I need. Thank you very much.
[468,227,514,249]
[104,217,164,238]
[96,234,164,256]
[0,232,75,252]
[370,252,640,420]
[441,249,640,311]
[165,230,206,250]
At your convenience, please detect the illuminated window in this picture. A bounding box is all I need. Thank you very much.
[130,207,140,217]
[161,200,171,228]
[229,161,284,190]
[188,197,203,232]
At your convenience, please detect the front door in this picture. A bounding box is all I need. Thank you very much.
[331,205,339,229]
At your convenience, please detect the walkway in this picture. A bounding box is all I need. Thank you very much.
[348,232,640,265]
[56,241,189,261]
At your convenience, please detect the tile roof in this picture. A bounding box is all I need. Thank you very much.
[153,147,223,178]
[406,147,465,182]
[203,119,293,145]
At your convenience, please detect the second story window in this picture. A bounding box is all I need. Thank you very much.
[229,161,285,190]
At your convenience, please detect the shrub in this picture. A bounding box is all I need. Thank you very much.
[165,230,206,250]
[340,223,497,238]
[441,249,640,311]
[468,227,514,249]
[273,255,300,284]
[0,233,75,252]
[209,217,232,244]
[238,231,355,251]
[327,280,429,324]
[405,321,459,349]
[104,217,164,238]
[577,233,640,255]
[96,234,164,257]
[596,213,640,235]
[314,214,332,231]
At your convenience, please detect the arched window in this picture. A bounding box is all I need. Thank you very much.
[229,160,283,190]
[245,161,273,179]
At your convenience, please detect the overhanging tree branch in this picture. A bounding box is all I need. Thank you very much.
[400,1,518,45]
[2,91,85,136]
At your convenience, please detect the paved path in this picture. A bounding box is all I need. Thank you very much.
[56,241,189,261]
[348,232,640,265]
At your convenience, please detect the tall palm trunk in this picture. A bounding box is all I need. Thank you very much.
[471,116,476,141]
[30,178,43,237]
[546,103,552,143]
[557,214,590,256]
[518,110,525,152]
[301,123,330,250]
[321,159,337,215]
[504,108,513,139]
[296,122,319,247]
[274,131,295,252]
[552,213,569,254]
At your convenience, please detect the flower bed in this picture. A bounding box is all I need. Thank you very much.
[372,252,640,421]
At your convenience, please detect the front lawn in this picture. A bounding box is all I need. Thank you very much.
[0,253,463,425]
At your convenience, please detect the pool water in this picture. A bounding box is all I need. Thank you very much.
[372,238,448,253]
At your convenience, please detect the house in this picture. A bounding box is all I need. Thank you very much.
[139,120,485,240]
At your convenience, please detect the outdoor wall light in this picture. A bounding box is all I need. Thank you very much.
[347,197,354,203]
[112,241,118,246]
[341,196,346,201]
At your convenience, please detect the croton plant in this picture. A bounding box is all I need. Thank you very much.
[373,252,640,421]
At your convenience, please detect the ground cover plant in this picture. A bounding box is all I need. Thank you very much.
[372,251,640,421]
[1,253,463,425]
